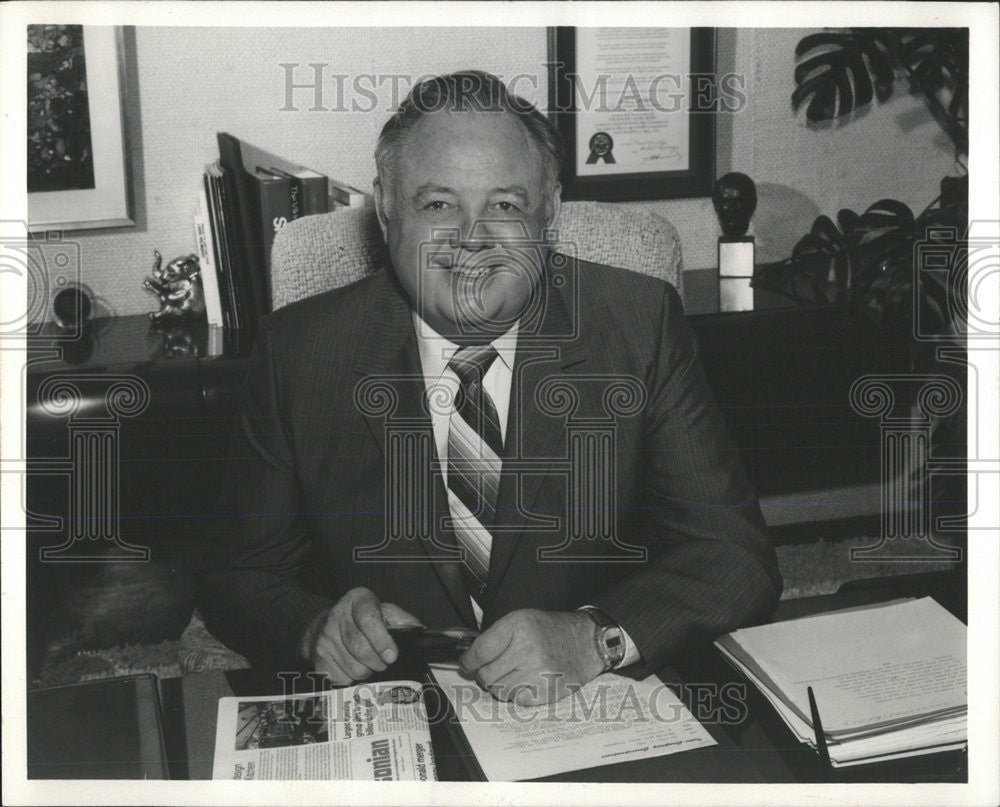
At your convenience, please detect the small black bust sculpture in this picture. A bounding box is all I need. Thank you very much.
[714,172,757,312]
[713,172,757,238]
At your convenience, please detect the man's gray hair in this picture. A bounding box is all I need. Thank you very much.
[375,70,563,193]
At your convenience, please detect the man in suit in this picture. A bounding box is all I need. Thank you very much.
[199,71,781,706]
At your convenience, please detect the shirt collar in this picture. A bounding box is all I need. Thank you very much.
[411,312,518,382]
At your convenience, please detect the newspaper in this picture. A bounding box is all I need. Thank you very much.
[212,680,436,780]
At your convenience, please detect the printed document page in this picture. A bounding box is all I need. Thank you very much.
[429,664,715,781]
[725,597,966,736]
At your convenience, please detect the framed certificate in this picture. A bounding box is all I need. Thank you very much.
[547,27,716,201]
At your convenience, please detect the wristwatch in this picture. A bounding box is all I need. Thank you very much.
[579,606,626,672]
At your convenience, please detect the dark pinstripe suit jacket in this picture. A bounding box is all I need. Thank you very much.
[198,257,782,671]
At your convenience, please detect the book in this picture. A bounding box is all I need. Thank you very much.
[221,161,263,330]
[194,190,223,328]
[427,664,716,781]
[288,180,301,219]
[283,172,302,220]
[212,680,436,780]
[217,133,269,333]
[267,166,326,217]
[249,168,293,300]
[203,167,231,329]
[215,132,341,334]
[204,162,243,331]
[327,177,371,209]
[715,597,967,767]
[226,133,329,217]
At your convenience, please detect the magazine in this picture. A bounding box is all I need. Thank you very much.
[212,680,436,780]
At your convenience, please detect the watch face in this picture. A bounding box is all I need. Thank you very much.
[601,626,626,663]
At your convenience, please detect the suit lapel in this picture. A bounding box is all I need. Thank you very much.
[352,271,422,460]
[484,262,588,614]
[351,271,475,627]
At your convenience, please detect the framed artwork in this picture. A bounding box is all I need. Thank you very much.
[27,25,136,232]
[547,27,716,201]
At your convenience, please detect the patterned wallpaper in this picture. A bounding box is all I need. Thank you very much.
[55,26,957,319]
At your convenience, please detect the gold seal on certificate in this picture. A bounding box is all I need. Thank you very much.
[585,132,616,164]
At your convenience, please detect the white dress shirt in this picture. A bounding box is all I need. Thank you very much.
[411,313,640,666]
[411,312,518,481]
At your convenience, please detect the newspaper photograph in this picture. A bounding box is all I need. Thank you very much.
[211,681,436,781]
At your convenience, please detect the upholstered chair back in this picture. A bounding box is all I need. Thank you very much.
[270,201,683,309]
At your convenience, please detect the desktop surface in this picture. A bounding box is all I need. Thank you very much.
[155,572,966,783]
[25,574,966,783]
[27,674,170,779]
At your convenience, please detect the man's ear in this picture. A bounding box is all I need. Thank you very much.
[373,176,391,240]
[546,182,562,230]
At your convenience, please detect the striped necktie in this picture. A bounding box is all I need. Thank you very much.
[446,344,503,609]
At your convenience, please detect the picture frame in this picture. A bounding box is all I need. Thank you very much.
[27,25,136,232]
[547,27,716,201]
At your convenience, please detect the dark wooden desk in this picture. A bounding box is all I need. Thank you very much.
[160,667,768,783]
[673,572,968,785]
[158,573,967,783]
[27,675,170,779]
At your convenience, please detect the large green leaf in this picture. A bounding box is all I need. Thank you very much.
[783,215,857,303]
[896,29,968,152]
[792,29,897,121]
[792,27,968,153]
[754,178,968,338]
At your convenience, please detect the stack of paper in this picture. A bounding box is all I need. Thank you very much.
[715,597,966,767]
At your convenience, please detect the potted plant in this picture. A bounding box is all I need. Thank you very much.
[753,28,969,552]
[755,28,968,343]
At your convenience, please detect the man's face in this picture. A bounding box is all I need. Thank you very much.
[375,110,560,342]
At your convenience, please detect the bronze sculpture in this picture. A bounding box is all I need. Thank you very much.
[143,250,205,321]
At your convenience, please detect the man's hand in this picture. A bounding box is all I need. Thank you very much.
[459,609,604,706]
[300,587,422,685]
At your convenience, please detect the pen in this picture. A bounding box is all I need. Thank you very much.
[807,686,832,769]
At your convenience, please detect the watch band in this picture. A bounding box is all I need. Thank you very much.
[579,606,626,672]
